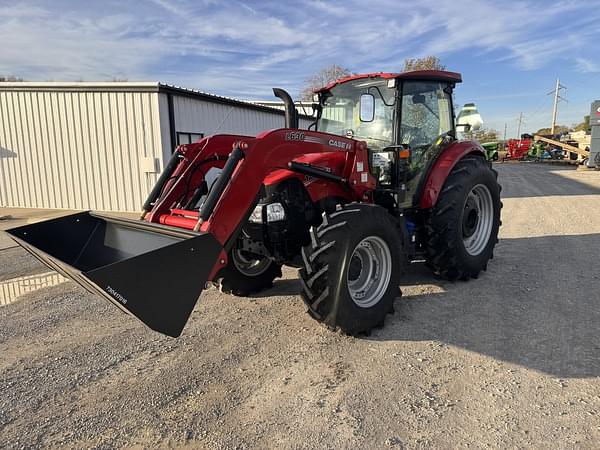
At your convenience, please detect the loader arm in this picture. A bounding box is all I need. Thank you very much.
[147,129,375,279]
[147,129,375,244]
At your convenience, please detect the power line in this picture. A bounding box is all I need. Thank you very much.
[548,78,567,134]
[516,112,524,139]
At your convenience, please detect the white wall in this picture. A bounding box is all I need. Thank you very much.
[0,87,164,212]
[162,94,313,151]
[0,85,315,213]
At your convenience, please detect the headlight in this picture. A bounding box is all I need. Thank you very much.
[265,203,286,222]
[249,205,263,223]
[248,203,286,223]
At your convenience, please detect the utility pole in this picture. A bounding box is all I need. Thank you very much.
[503,123,507,141]
[517,112,523,139]
[549,78,567,135]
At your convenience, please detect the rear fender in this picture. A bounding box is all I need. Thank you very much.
[419,140,486,209]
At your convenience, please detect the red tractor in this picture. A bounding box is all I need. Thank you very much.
[8,70,502,337]
[505,134,533,160]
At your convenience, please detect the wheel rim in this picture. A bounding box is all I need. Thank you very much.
[347,236,392,308]
[462,184,494,256]
[231,249,272,277]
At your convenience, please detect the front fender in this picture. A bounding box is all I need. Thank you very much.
[419,140,486,209]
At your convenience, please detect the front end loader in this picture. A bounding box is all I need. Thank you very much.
[8,70,501,337]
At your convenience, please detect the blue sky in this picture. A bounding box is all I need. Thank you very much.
[1,0,599,137]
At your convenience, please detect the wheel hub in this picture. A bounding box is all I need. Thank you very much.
[346,236,392,308]
[462,184,494,256]
[231,249,272,277]
[462,197,479,238]
[348,254,364,281]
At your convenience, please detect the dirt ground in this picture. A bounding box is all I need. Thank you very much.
[1,163,600,449]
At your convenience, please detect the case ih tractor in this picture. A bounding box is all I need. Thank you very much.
[8,70,501,337]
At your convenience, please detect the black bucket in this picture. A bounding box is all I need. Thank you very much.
[7,212,222,337]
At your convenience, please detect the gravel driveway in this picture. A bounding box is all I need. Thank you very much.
[1,163,600,449]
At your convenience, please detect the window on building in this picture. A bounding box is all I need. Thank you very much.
[177,132,204,145]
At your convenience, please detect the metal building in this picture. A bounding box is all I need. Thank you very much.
[0,82,312,212]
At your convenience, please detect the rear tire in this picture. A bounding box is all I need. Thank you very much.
[425,156,501,280]
[217,247,282,296]
[299,204,406,335]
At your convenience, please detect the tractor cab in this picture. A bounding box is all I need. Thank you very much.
[314,71,461,205]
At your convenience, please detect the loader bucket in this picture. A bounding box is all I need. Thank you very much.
[6,212,223,337]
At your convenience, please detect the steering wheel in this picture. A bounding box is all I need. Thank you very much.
[406,132,454,179]
[400,124,430,148]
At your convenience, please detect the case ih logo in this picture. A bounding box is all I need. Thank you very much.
[328,139,352,150]
[596,107,600,115]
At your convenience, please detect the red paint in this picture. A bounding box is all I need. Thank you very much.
[505,138,532,160]
[145,130,376,281]
[146,134,245,224]
[147,128,479,280]
[419,141,486,209]
[170,209,199,218]
[158,214,197,229]
[316,70,462,93]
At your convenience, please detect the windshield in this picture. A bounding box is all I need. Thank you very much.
[318,78,396,151]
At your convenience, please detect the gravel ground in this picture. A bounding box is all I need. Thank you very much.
[1,163,600,449]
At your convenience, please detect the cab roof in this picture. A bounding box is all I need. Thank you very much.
[315,70,462,93]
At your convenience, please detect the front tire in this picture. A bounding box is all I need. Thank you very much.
[217,247,282,296]
[425,155,501,280]
[299,204,406,335]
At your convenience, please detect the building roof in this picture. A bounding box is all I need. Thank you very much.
[159,84,313,117]
[0,81,309,117]
[0,81,160,92]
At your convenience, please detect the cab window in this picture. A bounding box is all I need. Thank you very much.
[400,82,452,149]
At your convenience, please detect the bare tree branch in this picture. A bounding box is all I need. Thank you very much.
[402,56,446,72]
[301,64,351,100]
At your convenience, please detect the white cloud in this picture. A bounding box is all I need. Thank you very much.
[0,0,599,99]
[575,57,600,73]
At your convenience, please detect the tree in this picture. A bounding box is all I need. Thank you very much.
[536,125,569,136]
[301,64,351,100]
[0,76,23,82]
[463,128,498,143]
[478,129,499,143]
[402,56,446,72]
[574,115,590,133]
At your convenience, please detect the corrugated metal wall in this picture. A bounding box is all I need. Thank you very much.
[0,88,163,211]
[166,95,312,143]
[0,84,315,213]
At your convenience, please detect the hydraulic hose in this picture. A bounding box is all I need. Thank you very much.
[198,145,245,223]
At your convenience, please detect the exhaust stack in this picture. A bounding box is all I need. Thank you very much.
[273,88,298,129]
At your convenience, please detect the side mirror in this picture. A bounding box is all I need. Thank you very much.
[359,93,375,122]
[456,123,471,132]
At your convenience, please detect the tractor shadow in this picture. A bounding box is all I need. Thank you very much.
[495,163,600,198]
[251,278,301,298]
[371,233,600,379]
